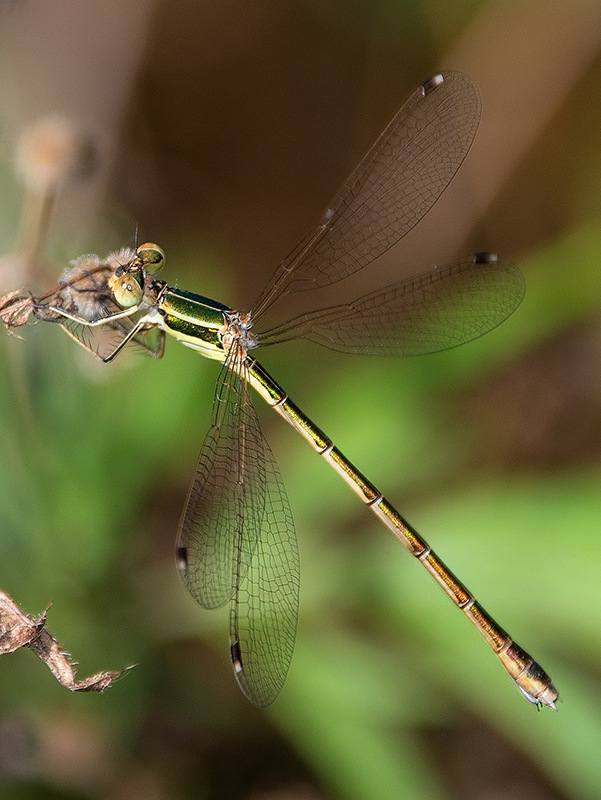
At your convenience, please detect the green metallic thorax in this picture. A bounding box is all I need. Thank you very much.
[159,287,230,361]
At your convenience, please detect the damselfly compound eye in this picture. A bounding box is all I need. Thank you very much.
[108,272,143,308]
[135,243,165,275]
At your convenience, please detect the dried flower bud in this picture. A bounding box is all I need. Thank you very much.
[15,115,93,192]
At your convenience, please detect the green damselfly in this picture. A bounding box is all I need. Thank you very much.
[33,72,557,708]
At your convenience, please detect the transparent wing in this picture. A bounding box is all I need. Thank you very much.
[176,344,299,706]
[251,71,481,317]
[56,315,165,360]
[257,254,524,356]
[176,352,262,611]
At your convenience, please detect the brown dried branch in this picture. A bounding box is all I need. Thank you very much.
[0,289,35,335]
[0,590,130,692]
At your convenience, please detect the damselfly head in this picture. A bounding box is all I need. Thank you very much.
[106,244,165,308]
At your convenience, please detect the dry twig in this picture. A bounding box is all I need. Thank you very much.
[0,590,129,692]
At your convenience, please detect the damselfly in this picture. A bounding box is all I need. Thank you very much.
[32,72,558,708]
